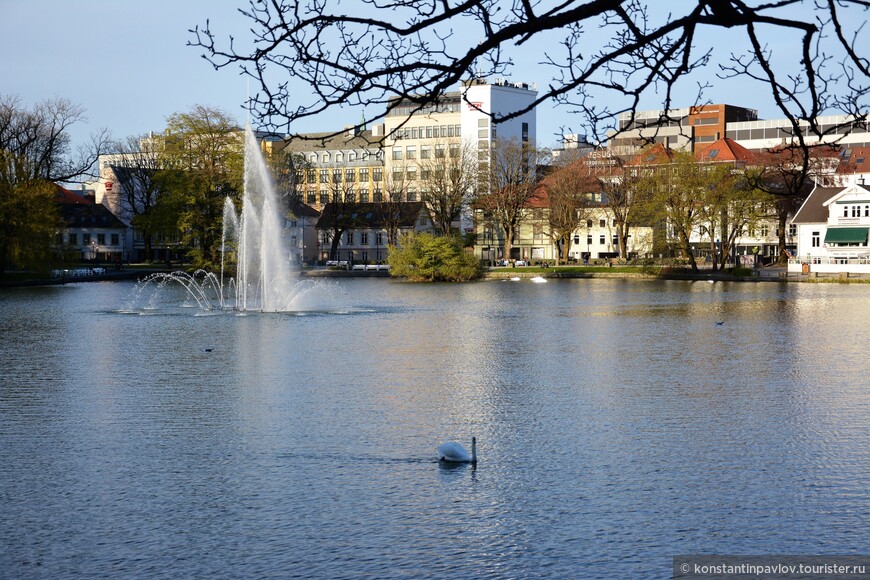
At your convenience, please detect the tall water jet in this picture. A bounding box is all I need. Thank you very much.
[229,124,296,311]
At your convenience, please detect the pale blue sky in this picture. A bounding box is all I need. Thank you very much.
[1,0,865,151]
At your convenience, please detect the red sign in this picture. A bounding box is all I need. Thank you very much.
[467,101,484,111]
[105,182,113,191]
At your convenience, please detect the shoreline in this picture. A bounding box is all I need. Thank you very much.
[3,266,869,288]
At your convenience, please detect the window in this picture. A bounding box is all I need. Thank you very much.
[478,129,488,138]
[612,235,619,247]
[435,144,446,158]
[599,234,606,245]
[346,168,355,182]
[360,232,368,245]
[83,233,91,245]
[844,206,849,217]
[392,169,403,182]
[97,234,106,245]
[574,235,580,244]
[345,189,356,202]
[68,233,78,245]
[406,146,416,159]
[586,220,593,228]
[586,234,592,246]
[406,167,417,181]
[335,153,343,163]
[111,234,119,246]
[812,231,820,247]
[333,169,342,183]
[373,168,383,182]
[853,205,860,218]
[360,189,369,203]
[307,169,316,183]
[407,190,417,202]
[376,232,384,245]
[392,148,403,160]
[788,224,797,237]
[373,187,383,202]
[359,168,369,182]
[599,219,606,228]
[760,225,769,237]
[411,127,419,139]
[449,143,460,158]
[522,122,529,142]
[320,191,329,204]
[322,153,330,163]
[425,126,433,138]
[307,191,316,204]
[420,146,431,159]
[320,169,329,183]
[346,231,354,245]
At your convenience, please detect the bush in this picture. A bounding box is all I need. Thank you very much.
[729,266,754,277]
[387,233,482,282]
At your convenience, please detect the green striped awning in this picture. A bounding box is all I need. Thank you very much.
[824,227,869,244]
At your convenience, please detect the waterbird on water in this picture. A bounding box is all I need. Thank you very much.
[437,437,477,464]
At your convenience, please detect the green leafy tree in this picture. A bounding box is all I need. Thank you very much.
[388,232,481,282]
[161,105,243,269]
[0,96,107,274]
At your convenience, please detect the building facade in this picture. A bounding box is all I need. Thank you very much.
[789,182,870,274]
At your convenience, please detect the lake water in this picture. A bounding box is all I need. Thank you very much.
[1,278,868,578]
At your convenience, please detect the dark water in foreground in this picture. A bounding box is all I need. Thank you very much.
[1,278,868,578]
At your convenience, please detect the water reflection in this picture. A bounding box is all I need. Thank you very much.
[1,279,869,578]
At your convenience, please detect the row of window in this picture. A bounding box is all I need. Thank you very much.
[298,167,383,184]
[321,231,386,245]
[841,204,870,217]
[390,124,462,140]
[58,233,120,246]
[305,150,380,165]
[392,143,461,160]
[306,190,423,204]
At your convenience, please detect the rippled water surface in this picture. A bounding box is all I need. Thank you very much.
[1,278,869,578]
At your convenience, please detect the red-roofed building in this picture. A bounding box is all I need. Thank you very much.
[473,154,654,263]
[53,185,127,262]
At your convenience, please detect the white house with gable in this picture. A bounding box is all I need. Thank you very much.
[789,182,870,275]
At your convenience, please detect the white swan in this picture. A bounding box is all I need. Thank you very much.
[530,276,547,283]
[437,437,477,464]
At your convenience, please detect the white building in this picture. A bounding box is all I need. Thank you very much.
[789,182,870,275]
[383,78,538,230]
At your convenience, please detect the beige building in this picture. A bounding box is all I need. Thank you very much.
[278,128,386,211]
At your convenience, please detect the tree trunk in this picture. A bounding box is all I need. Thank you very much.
[776,211,789,264]
[502,226,513,261]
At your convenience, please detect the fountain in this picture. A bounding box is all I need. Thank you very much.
[133,124,325,313]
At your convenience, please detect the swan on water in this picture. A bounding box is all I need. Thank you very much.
[530,276,547,283]
[437,437,477,464]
